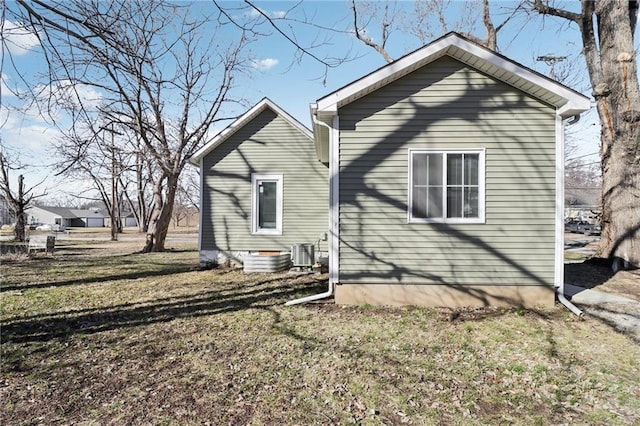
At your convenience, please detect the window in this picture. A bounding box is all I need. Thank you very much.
[409,149,485,223]
[251,174,283,234]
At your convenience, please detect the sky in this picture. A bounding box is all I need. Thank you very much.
[0,0,610,202]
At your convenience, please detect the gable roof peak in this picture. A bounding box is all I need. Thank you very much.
[314,31,590,120]
[189,97,312,165]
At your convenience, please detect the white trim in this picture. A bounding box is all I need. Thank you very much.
[315,33,590,117]
[189,98,313,165]
[554,114,564,288]
[251,173,283,235]
[198,157,204,252]
[408,148,486,224]
[329,115,340,285]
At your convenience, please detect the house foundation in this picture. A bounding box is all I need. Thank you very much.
[335,283,555,309]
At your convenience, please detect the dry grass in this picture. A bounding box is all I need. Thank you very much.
[1,240,639,425]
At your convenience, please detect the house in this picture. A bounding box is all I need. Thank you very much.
[308,32,590,308]
[190,98,329,267]
[27,206,106,228]
[0,195,15,226]
[105,211,139,228]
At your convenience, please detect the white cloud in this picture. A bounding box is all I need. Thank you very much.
[1,20,40,56]
[246,8,286,19]
[251,58,279,71]
[23,80,104,121]
[1,73,15,98]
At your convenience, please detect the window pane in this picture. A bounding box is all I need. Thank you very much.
[428,154,443,186]
[412,187,427,218]
[427,187,443,217]
[412,154,427,186]
[258,181,277,229]
[464,154,479,185]
[447,187,463,218]
[412,153,443,218]
[447,154,463,185]
[464,187,479,218]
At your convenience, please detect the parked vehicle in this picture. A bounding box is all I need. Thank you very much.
[564,219,583,233]
[581,222,602,236]
[35,224,53,231]
[29,222,43,230]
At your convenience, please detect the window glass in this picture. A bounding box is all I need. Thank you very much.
[427,153,443,186]
[447,186,463,218]
[252,174,282,234]
[465,187,479,217]
[447,154,463,186]
[465,154,479,185]
[410,150,483,222]
[258,181,277,229]
[412,153,443,218]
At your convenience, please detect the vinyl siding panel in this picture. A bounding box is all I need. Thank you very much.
[338,56,557,287]
[201,109,328,252]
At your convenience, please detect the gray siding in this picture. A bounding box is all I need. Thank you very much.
[201,109,328,252]
[338,56,557,286]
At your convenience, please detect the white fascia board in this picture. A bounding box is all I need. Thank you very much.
[554,114,565,288]
[558,100,593,118]
[446,37,591,111]
[315,32,590,115]
[189,98,313,165]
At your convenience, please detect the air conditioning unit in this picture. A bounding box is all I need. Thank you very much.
[291,243,315,267]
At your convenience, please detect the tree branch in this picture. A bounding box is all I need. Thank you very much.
[351,0,393,63]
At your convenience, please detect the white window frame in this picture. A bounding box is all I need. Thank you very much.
[251,173,283,235]
[408,148,486,224]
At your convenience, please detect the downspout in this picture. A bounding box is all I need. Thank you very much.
[556,112,583,317]
[285,113,334,306]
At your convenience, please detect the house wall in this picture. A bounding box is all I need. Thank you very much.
[336,57,556,306]
[26,207,60,226]
[201,109,329,263]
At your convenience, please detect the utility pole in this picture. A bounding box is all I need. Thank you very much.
[110,127,118,241]
[536,54,567,79]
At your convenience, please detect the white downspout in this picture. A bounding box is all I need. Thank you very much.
[556,112,583,317]
[285,113,335,306]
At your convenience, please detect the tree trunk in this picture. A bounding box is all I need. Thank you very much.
[14,175,27,242]
[141,172,178,252]
[14,210,26,243]
[588,1,640,267]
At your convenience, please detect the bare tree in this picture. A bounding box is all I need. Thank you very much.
[8,0,253,252]
[565,148,602,208]
[350,0,522,63]
[0,144,45,241]
[531,0,640,267]
[172,167,199,228]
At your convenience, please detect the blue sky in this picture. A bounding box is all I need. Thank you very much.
[1,0,604,200]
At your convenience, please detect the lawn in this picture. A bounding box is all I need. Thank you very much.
[1,240,639,425]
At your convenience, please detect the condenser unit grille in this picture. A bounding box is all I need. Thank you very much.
[291,243,314,267]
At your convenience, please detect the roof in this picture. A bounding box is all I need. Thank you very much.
[310,32,591,164]
[29,205,107,219]
[189,97,314,165]
[30,205,77,218]
[313,32,591,120]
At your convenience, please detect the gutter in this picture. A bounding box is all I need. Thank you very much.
[285,113,334,306]
[557,288,583,317]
